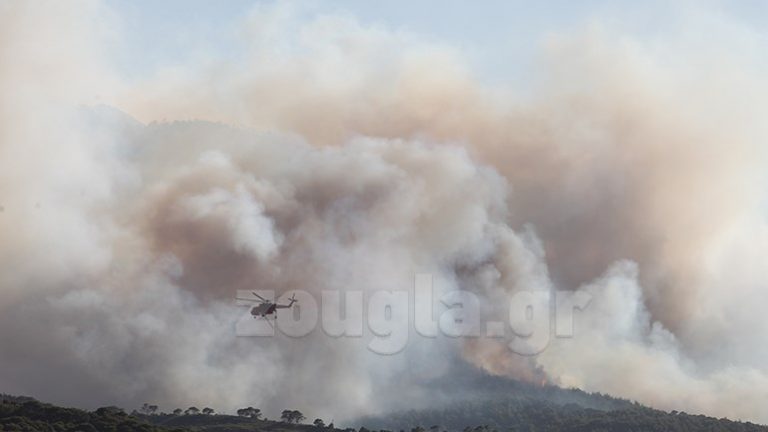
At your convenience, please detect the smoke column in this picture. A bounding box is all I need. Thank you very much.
[2,0,768,423]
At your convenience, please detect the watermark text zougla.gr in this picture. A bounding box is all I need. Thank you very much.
[235,274,591,355]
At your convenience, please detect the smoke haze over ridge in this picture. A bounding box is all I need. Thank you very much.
[2,0,768,424]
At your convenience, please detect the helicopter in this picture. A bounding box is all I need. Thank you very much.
[236,292,298,319]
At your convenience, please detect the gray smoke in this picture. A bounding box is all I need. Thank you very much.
[2,0,768,424]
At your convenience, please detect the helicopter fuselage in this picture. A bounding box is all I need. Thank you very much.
[251,303,278,317]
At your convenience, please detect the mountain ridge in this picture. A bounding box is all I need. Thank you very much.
[2,382,766,432]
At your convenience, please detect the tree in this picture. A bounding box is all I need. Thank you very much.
[237,407,262,418]
[172,408,183,416]
[295,411,306,423]
[281,409,305,424]
[314,418,326,428]
[185,407,200,415]
[202,407,215,415]
[138,403,159,415]
[95,406,126,417]
[281,410,293,423]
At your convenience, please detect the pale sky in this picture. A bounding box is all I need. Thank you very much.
[104,0,768,84]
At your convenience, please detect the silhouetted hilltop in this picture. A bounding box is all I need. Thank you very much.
[1,388,766,432]
[355,396,767,432]
[0,398,182,432]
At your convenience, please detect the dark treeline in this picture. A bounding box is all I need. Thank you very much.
[0,398,183,432]
[356,396,768,432]
[1,392,767,432]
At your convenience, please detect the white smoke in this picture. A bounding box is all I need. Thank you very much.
[2,0,768,424]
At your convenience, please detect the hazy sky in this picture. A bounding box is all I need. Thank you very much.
[105,0,768,83]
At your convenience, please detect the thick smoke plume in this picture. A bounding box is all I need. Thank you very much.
[2,0,768,424]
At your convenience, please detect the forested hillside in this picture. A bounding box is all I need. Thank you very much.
[0,398,180,432]
[1,392,765,432]
[356,396,767,432]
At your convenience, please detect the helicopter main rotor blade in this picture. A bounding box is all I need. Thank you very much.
[252,292,268,302]
[236,297,266,303]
